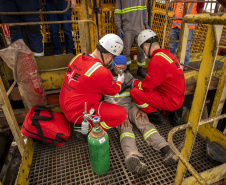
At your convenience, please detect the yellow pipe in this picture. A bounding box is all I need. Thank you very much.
[184,13,226,25]
[174,25,223,185]
[182,163,226,185]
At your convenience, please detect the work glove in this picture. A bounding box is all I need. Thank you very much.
[117,73,125,84]
[145,24,150,29]
[117,28,124,39]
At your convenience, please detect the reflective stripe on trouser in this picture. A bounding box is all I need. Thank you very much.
[128,103,168,151]
[92,102,127,131]
[123,30,145,67]
[117,124,143,158]
[130,87,182,113]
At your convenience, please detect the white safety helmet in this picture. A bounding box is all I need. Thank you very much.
[98,34,123,56]
[138,30,158,48]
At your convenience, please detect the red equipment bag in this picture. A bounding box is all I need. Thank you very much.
[21,106,71,147]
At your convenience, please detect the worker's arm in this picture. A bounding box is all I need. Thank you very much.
[97,71,122,96]
[71,0,77,9]
[133,59,165,92]
[114,0,122,30]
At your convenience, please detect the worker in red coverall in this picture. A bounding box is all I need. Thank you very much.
[59,34,127,140]
[130,30,185,125]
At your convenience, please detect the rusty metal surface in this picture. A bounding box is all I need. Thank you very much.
[28,119,217,185]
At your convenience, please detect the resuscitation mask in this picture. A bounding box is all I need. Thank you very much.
[118,69,123,76]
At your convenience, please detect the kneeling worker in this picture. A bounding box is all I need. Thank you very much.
[104,55,180,175]
[130,30,185,125]
[60,34,127,136]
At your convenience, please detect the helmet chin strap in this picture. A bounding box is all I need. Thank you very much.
[144,36,159,59]
[100,51,106,66]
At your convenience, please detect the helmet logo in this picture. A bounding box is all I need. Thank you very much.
[113,49,116,53]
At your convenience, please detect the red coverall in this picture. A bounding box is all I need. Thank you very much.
[130,48,185,113]
[59,53,127,130]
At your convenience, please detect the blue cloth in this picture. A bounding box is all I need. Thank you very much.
[109,55,127,70]
[169,27,194,70]
[45,0,74,55]
[0,0,44,55]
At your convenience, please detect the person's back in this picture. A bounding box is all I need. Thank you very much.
[59,34,127,136]
[143,48,185,108]
[60,53,122,122]
[130,29,185,125]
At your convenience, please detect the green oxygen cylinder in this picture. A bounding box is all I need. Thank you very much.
[88,117,110,175]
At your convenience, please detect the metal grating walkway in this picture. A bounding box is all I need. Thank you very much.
[28,120,216,185]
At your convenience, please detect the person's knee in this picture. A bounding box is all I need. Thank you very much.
[130,87,138,99]
[118,106,127,123]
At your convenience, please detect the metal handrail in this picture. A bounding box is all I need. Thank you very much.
[168,114,226,185]
[0,20,99,45]
[0,0,70,15]
[162,0,219,48]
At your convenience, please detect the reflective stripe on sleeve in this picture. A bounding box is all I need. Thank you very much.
[155,52,173,64]
[85,62,102,77]
[69,54,82,66]
[114,92,130,97]
[138,82,143,91]
[136,103,149,108]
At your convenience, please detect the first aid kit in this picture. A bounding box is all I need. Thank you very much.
[21,106,71,147]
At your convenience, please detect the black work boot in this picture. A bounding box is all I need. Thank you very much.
[168,107,183,127]
[147,110,165,125]
[137,67,146,78]
[125,155,148,175]
[160,145,179,166]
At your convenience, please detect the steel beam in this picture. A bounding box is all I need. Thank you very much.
[81,0,92,53]
[176,2,188,69]
[0,76,25,155]
[182,163,226,185]
[174,25,223,185]
[209,60,226,128]
[15,138,34,185]
[184,13,226,25]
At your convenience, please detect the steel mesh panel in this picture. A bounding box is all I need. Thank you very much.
[28,117,217,185]
[40,2,82,54]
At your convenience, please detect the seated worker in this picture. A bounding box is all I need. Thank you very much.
[130,30,185,125]
[104,55,180,175]
[59,34,127,136]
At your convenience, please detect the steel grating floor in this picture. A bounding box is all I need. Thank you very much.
[28,119,217,185]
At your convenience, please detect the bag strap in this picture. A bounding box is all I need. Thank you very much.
[32,119,46,144]
[32,106,54,121]
[49,133,63,148]
[32,119,63,147]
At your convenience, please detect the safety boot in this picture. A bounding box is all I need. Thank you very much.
[160,144,183,166]
[125,155,148,175]
[148,110,165,125]
[137,67,146,78]
[168,106,183,127]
